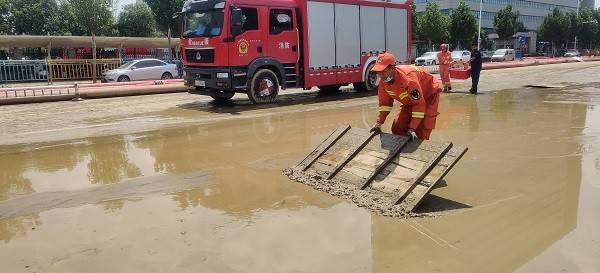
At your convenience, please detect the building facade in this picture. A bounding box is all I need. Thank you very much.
[415,0,578,31]
[580,0,596,9]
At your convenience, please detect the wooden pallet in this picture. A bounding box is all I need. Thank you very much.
[292,125,467,212]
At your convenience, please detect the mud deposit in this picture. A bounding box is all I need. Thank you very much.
[283,168,436,218]
[0,172,212,219]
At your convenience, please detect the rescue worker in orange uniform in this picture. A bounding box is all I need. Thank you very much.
[369,52,441,141]
[437,44,453,92]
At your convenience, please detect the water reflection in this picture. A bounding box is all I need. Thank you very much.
[87,136,141,185]
[0,214,39,243]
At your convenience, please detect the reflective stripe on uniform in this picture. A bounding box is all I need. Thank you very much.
[398,92,408,100]
[412,111,425,118]
[385,89,396,97]
[378,106,393,112]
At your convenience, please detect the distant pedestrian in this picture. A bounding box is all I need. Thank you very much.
[469,44,482,95]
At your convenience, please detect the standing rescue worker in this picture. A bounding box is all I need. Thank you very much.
[469,44,482,94]
[437,44,453,92]
[369,53,441,141]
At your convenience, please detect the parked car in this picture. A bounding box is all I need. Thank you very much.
[491,49,516,62]
[481,51,493,62]
[101,59,179,82]
[451,50,471,63]
[564,50,580,57]
[415,51,439,66]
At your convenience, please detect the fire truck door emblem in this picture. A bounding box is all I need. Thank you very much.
[238,39,249,54]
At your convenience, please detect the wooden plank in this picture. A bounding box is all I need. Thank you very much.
[327,131,378,179]
[393,142,453,205]
[403,146,468,211]
[360,134,410,189]
[306,127,366,175]
[387,157,427,172]
[297,125,351,171]
[378,165,419,182]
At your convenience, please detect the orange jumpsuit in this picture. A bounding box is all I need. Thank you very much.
[377,65,441,140]
[437,50,452,91]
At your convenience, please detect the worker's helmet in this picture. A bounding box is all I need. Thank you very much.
[371,52,396,72]
[440,44,448,52]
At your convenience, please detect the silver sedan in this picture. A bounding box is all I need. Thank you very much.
[102,59,179,82]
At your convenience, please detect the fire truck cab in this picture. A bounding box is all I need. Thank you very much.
[178,0,411,103]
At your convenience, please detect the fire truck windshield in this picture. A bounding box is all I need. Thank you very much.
[182,9,224,38]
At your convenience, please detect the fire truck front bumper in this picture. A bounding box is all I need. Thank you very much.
[184,67,248,93]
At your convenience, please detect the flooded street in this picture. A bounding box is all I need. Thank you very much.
[1,62,600,273]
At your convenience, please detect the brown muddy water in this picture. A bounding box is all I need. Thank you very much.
[1,68,600,272]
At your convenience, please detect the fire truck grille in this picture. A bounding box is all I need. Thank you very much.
[186,48,214,63]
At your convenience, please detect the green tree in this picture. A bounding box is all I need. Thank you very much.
[595,8,600,47]
[538,8,570,57]
[9,0,60,35]
[143,0,184,59]
[69,0,115,82]
[56,0,86,36]
[493,5,519,41]
[117,2,157,37]
[566,11,580,43]
[449,1,477,49]
[419,3,450,49]
[0,0,9,34]
[411,2,418,39]
[578,8,599,49]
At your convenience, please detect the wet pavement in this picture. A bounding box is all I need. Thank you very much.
[1,62,600,272]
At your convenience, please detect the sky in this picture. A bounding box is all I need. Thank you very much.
[114,0,137,17]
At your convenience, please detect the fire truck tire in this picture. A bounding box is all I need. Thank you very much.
[248,69,279,104]
[353,62,378,92]
[318,85,341,94]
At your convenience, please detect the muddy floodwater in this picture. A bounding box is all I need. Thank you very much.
[1,62,600,272]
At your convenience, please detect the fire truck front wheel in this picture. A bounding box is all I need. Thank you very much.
[248,69,279,104]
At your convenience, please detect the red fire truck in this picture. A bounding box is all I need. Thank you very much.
[178,0,412,103]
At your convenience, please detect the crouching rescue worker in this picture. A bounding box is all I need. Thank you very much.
[369,52,441,141]
[437,44,453,92]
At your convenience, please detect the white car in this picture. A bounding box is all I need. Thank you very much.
[451,50,471,63]
[415,51,439,66]
[491,49,516,62]
[564,50,580,57]
[102,59,179,82]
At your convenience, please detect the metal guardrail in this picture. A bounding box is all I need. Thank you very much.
[48,59,121,81]
[0,60,49,82]
[0,84,77,100]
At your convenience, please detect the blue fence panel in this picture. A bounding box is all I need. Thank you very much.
[0,60,49,83]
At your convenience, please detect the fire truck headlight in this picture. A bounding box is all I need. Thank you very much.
[216,72,229,79]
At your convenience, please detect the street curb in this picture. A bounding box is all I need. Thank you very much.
[0,84,188,105]
[482,57,600,70]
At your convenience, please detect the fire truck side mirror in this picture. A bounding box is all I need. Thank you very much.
[231,7,243,36]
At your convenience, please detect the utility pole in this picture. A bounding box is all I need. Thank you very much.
[477,0,483,49]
